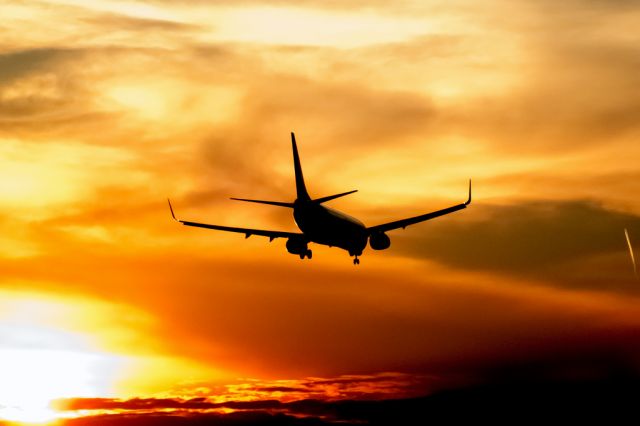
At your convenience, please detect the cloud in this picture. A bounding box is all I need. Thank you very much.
[56,396,354,424]
[62,411,341,426]
[81,13,203,34]
[229,373,429,401]
[0,47,122,142]
[2,0,637,157]
[0,48,75,82]
[56,397,217,411]
[56,370,640,424]
[0,48,83,118]
[391,200,640,290]
[186,77,435,203]
[460,1,640,152]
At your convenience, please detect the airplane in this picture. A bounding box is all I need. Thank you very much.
[168,132,471,265]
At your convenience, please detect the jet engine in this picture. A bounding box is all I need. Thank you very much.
[286,236,312,259]
[369,232,391,250]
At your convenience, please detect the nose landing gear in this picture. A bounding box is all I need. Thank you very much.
[353,256,360,265]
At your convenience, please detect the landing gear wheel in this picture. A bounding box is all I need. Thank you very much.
[353,257,360,265]
[300,249,312,260]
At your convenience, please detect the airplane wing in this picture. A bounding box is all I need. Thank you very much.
[367,180,471,234]
[168,199,303,241]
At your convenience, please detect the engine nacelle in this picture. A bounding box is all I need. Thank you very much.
[369,232,391,250]
[286,236,308,255]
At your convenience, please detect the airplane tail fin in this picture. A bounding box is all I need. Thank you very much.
[230,198,294,208]
[291,132,311,201]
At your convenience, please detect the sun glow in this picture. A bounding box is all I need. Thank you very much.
[0,348,119,424]
[0,294,125,424]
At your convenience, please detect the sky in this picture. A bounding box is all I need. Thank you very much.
[1,0,640,424]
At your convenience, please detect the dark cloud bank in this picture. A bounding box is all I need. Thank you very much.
[50,375,640,425]
[393,199,640,291]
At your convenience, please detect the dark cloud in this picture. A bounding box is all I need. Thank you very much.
[0,47,121,141]
[392,200,640,290]
[0,48,76,82]
[63,411,338,426]
[58,397,366,417]
[56,398,352,424]
[258,386,310,393]
[236,373,428,401]
[295,373,422,391]
[324,377,640,423]
[56,397,212,412]
[56,397,290,412]
[57,372,640,424]
[0,48,84,123]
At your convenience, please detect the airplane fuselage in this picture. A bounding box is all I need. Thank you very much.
[293,199,368,256]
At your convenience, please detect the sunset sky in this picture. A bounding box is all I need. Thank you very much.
[1,0,640,424]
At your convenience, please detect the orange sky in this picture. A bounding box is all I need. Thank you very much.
[1,0,640,424]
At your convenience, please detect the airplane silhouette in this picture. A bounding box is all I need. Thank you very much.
[168,132,471,265]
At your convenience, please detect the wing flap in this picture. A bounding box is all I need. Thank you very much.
[367,203,467,233]
[179,220,302,240]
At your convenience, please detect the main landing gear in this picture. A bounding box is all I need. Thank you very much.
[299,249,312,260]
[348,249,362,265]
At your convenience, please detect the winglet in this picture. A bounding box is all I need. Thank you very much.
[465,179,472,206]
[168,198,178,221]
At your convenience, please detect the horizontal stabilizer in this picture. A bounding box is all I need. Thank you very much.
[314,189,358,204]
[230,198,294,208]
